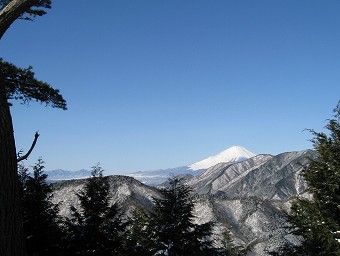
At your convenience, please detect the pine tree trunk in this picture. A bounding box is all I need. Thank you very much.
[0,76,26,256]
[0,0,39,39]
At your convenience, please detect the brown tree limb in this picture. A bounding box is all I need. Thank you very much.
[17,131,39,162]
[0,0,39,39]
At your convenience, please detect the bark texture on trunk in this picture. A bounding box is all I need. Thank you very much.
[0,77,26,256]
[0,0,38,39]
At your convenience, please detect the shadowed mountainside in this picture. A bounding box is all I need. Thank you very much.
[51,150,316,255]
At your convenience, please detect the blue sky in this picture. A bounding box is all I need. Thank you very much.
[1,0,340,173]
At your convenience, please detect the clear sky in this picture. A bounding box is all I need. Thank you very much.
[1,0,340,173]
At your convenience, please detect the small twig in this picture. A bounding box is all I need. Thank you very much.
[17,131,39,162]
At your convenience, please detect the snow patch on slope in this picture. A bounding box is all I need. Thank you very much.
[188,146,256,171]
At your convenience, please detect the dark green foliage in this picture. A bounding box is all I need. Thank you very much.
[18,158,63,256]
[267,244,308,256]
[65,164,127,256]
[0,58,67,109]
[149,178,218,256]
[284,102,340,255]
[0,0,51,20]
[220,228,249,256]
[127,178,245,256]
[126,207,154,256]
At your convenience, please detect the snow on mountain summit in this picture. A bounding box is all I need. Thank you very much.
[188,146,256,171]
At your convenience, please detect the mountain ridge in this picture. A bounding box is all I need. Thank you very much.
[51,149,316,255]
[128,146,256,184]
[47,146,256,184]
[187,150,316,199]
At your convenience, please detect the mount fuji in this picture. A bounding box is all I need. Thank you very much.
[188,146,256,171]
[46,146,256,184]
[127,146,256,185]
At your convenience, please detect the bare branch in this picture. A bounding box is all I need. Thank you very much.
[17,131,39,162]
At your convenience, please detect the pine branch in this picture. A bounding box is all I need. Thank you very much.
[17,131,39,162]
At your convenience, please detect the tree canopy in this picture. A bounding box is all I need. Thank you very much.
[149,178,218,256]
[65,164,127,256]
[0,58,67,109]
[281,102,340,255]
[18,159,63,256]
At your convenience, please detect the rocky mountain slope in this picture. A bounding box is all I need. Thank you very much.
[186,150,316,254]
[51,149,316,255]
[127,146,257,185]
[188,150,314,199]
[52,175,160,217]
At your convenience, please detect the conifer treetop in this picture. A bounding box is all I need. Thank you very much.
[0,59,67,110]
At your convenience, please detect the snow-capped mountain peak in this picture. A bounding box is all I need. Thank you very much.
[188,146,256,171]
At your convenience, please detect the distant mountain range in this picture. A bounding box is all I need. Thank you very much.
[51,148,317,255]
[46,169,91,180]
[46,146,257,184]
[126,146,257,185]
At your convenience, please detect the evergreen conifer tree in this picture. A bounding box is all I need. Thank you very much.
[1,2,67,250]
[219,228,249,256]
[18,158,63,256]
[65,164,127,256]
[150,178,218,256]
[282,102,340,255]
[126,207,154,256]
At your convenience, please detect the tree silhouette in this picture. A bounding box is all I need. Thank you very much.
[0,2,66,255]
[126,207,154,256]
[65,164,127,256]
[281,102,340,255]
[18,159,63,256]
[150,178,218,256]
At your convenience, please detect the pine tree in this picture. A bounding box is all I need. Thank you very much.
[283,102,340,255]
[219,228,249,256]
[18,158,63,256]
[1,2,65,254]
[150,178,218,256]
[126,207,154,256]
[65,164,127,256]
